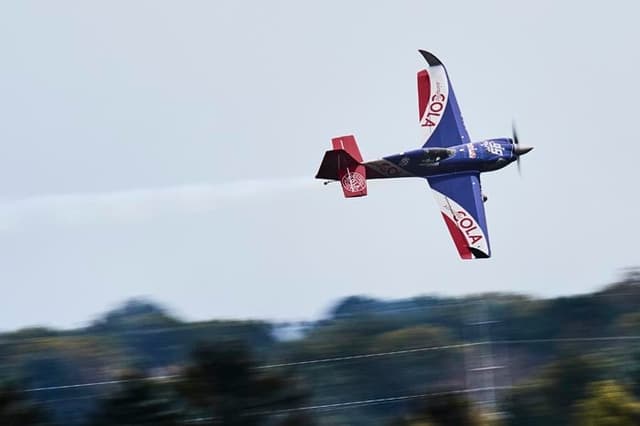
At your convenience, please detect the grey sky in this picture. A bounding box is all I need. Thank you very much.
[1,1,638,330]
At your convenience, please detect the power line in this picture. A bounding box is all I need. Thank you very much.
[494,336,640,345]
[20,335,640,394]
[258,342,476,369]
[254,386,515,415]
[181,386,516,423]
[22,375,179,393]
[20,342,471,393]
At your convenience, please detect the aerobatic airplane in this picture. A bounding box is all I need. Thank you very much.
[315,50,533,259]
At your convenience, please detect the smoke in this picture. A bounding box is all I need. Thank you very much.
[0,177,316,231]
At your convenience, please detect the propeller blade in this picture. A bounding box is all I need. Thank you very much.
[512,122,527,176]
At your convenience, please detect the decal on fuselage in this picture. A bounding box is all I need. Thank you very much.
[467,143,477,159]
[482,140,504,156]
[365,160,414,178]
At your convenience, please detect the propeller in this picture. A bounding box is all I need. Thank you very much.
[511,122,533,175]
[513,122,521,175]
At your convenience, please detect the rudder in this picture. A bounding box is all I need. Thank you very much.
[331,135,363,162]
[315,135,368,198]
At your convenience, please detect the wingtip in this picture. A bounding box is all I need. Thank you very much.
[418,50,442,67]
[469,247,491,259]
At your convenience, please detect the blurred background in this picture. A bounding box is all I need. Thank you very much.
[2,269,640,424]
[2,0,640,424]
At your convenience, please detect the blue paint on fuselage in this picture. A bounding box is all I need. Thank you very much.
[383,138,516,177]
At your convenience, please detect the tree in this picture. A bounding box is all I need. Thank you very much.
[503,355,602,426]
[0,383,49,425]
[631,351,640,398]
[366,326,460,397]
[390,391,487,426]
[178,342,311,426]
[573,381,640,426]
[86,371,183,426]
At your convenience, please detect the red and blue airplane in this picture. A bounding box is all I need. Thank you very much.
[316,51,533,260]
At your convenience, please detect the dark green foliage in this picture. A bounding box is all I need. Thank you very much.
[86,372,182,426]
[331,296,387,318]
[5,335,128,424]
[276,413,317,426]
[88,299,276,369]
[502,355,603,426]
[629,350,640,398]
[89,299,180,332]
[573,380,640,426]
[3,270,640,425]
[390,391,485,426]
[0,383,49,425]
[178,342,310,426]
[273,314,463,424]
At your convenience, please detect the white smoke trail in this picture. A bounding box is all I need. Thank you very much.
[0,177,316,231]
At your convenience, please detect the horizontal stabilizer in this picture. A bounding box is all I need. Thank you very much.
[315,149,359,180]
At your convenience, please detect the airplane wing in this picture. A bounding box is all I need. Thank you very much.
[418,50,471,148]
[426,172,491,259]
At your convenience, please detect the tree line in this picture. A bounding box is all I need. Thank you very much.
[1,270,640,424]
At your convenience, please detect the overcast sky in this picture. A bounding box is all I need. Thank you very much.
[1,1,638,330]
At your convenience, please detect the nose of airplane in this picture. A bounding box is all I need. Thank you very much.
[514,145,533,156]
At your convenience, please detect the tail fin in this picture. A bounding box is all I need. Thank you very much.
[315,135,368,198]
[331,135,363,162]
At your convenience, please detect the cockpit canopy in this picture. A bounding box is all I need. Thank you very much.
[421,148,455,163]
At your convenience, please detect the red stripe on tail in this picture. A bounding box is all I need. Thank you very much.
[332,135,363,163]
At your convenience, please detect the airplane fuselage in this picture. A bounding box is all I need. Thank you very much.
[366,138,521,179]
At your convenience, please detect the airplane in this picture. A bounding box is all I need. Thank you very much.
[315,50,533,260]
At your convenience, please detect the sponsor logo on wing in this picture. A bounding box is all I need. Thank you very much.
[420,66,448,129]
[434,191,487,251]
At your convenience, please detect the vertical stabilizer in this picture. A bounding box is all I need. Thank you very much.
[315,135,368,198]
